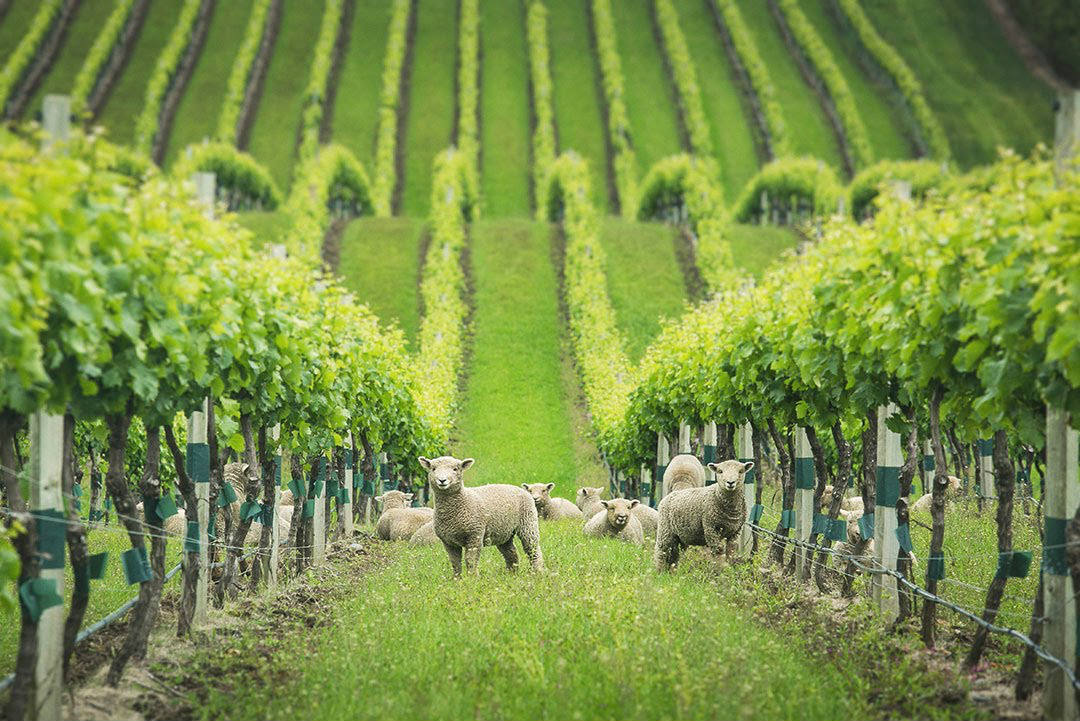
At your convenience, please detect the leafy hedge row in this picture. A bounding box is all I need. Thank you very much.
[833,0,950,160]
[216,0,274,143]
[172,142,283,211]
[731,156,843,224]
[543,153,634,456]
[456,0,481,180]
[526,0,556,218]
[848,158,948,219]
[71,0,137,117]
[712,0,790,159]
[297,0,346,163]
[371,0,412,217]
[133,0,203,154]
[653,0,713,157]
[590,0,638,216]
[636,154,732,289]
[0,0,65,116]
[775,0,871,169]
[416,148,478,444]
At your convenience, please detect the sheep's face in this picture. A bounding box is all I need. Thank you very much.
[820,484,835,509]
[576,487,604,506]
[375,490,413,510]
[600,498,638,528]
[418,456,474,493]
[707,460,754,492]
[522,483,555,508]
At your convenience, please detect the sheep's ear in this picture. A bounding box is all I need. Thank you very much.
[460,458,475,470]
[742,461,755,473]
[600,500,610,509]
[521,483,530,490]
[576,487,585,495]
[629,499,639,508]
[374,494,383,503]
[417,457,432,471]
[545,483,555,492]
[707,462,720,473]
[405,494,414,501]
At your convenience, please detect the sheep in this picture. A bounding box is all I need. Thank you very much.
[375,491,435,541]
[632,503,659,537]
[662,454,706,496]
[419,455,543,576]
[911,476,963,514]
[410,520,439,546]
[243,503,294,546]
[820,485,864,514]
[654,460,754,571]
[576,487,605,517]
[583,499,645,545]
[522,483,585,521]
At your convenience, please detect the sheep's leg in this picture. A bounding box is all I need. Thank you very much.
[654,541,679,572]
[497,540,519,572]
[517,531,544,573]
[443,543,463,578]
[725,538,737,564]
[464,544,482,576]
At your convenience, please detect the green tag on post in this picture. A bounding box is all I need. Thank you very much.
[827,518,847,542]
[310,479,324,499]
[812,513,829,535]
[780,509,795,529]
[303,500,315,518]
[121,547,152,585]
[217,482,238,507]
[104,497,113,511]
[895,523,913,553]
[184,521,201,552]
[749,504,764,524]
[19,578,63,622]
[288,478,303,498]
[88,552,108,579]
[72,482,83,498]
[997,551,1033,579]
[239,500,261,522]
[858,513,875,541]
[155,494,178,521]
[928,552,945,580]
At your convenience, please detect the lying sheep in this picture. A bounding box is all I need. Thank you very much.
[576,487,605,517]
[632,503,659,537]
[583,499,645,545]
[244,503,294,546]
[655,460,754,571]
[410,520,439,545]
[910,476,963,514]
[375,490,435,541]
[522,483,585,521]
[662,454,706,496]
[820,485,864,514]
[420,455,543,576]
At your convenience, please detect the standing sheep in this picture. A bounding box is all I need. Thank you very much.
[662,454,706,496]
[583,499,645,545]
[420,455,544,577]
[375,490,435,541]
[522,483,585,521]
[655,460,754,571]
[576,487,605,517]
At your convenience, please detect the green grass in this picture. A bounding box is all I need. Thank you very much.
[163,0,255,167]
[329,0,395,168]
[600,218,686,362]
[336,216,423,347]
[793,0,910,161]
[453,220,602,495]
[0,2,41,73]
[94,0,184,146]
[609,0,685,173]
[733,0,843,169]
[676,0,759,200]
[547,0,609,213]
[726,222,800,278]
[479,0,530,217]
[234,209,292,251]
[22,0,121,121]
[399,0,456,217]
[245,0,326,190]
[861,0,1053,168]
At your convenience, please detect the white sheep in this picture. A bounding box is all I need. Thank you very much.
[576,487,605,517]
[522,483,585,521]
[375,490,435,541]
[409,520,439,545]
[419,455,543,576]
[654,460,754,571]
[583,499,645,545]
[662,454,706,496]
[910,476,963,514]
[820,485,864,513]
[632,503,659,537]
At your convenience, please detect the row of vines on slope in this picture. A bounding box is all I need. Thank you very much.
[652,0,713,158]
[456,0,480,181]
[70,0,141,118]
[0,0,65,118]
[525,0,556,215]
[371,0,412,217]
[589,0,637,216]
[296,0,346,163]
[216,0,275,143]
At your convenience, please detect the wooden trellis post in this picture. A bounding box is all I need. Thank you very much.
[678,421,691,455]
[703,422,717,485]
[41,94,70,150]
[342,432,354,535]
[873,403,902,622]
[921,439,934,497]
[737,422,755,554]
[313,454,327,565]
[655,433,670,506]
[793,427,814,578]
[186,398,210,627]
[267,424,281,591]
[638,464,652,506]
[977,438,995,502]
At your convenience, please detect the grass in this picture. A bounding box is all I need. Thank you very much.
[861,0,1053,168]
[0,3,41,76]
[452,220,602,495]
[547,0,609,213]
[726,222,800,278]
[163,0,255,167]
[793,0,910,161]
[186,522,948,721]
[600,218,686,362]
[234,209,292,251]
[479,0,531,217]
[676,0,759,201]
[244,0,326,191]
[94,0,184,147]
[329,0,395,168]
[22,0,121,121]
[399,0,457,217]
[336,216,424,348]
[608,0,685,173]
[732,0,843,169]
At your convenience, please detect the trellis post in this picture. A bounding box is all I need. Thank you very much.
[41,94,70,151]
[873,403,902,622]
[639,464,652,507]
[678,421,691,455]
[738,422,755,555]
[921,439,934,497]
[379,451,391,492]
[703,422,717,485]
[267,424,281,591]
[977,438,995,503]
[313,454,327,564]
[186,398,210,627]
[793,427,814,578]
[655,433,670,505]
[342,432,354,535]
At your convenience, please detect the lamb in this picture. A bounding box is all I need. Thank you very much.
[375,490,435,541]
[419,455,543,576]
[662,454,706,496]
[632,503,659,537]
[820,485,864,513]
[409,520,439,545]
[911,475,963,514]
[243,503,294,546]
[654,460,754,571]
[576,487,606,517]
[522,483,585,521]
[583,499,645,545]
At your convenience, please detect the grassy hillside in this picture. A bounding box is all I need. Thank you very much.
[336,216,424,347]
[165,0,255,166]
[330,0,394,168]
[727,222,800,277]
[234,209,292,251]
[0,2,40,73]
[479,0,531,217]
[399,0,457,217]
[245,0,326,189]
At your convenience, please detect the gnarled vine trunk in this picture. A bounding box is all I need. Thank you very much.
[61,414,91,677]
[921,387,950,647]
